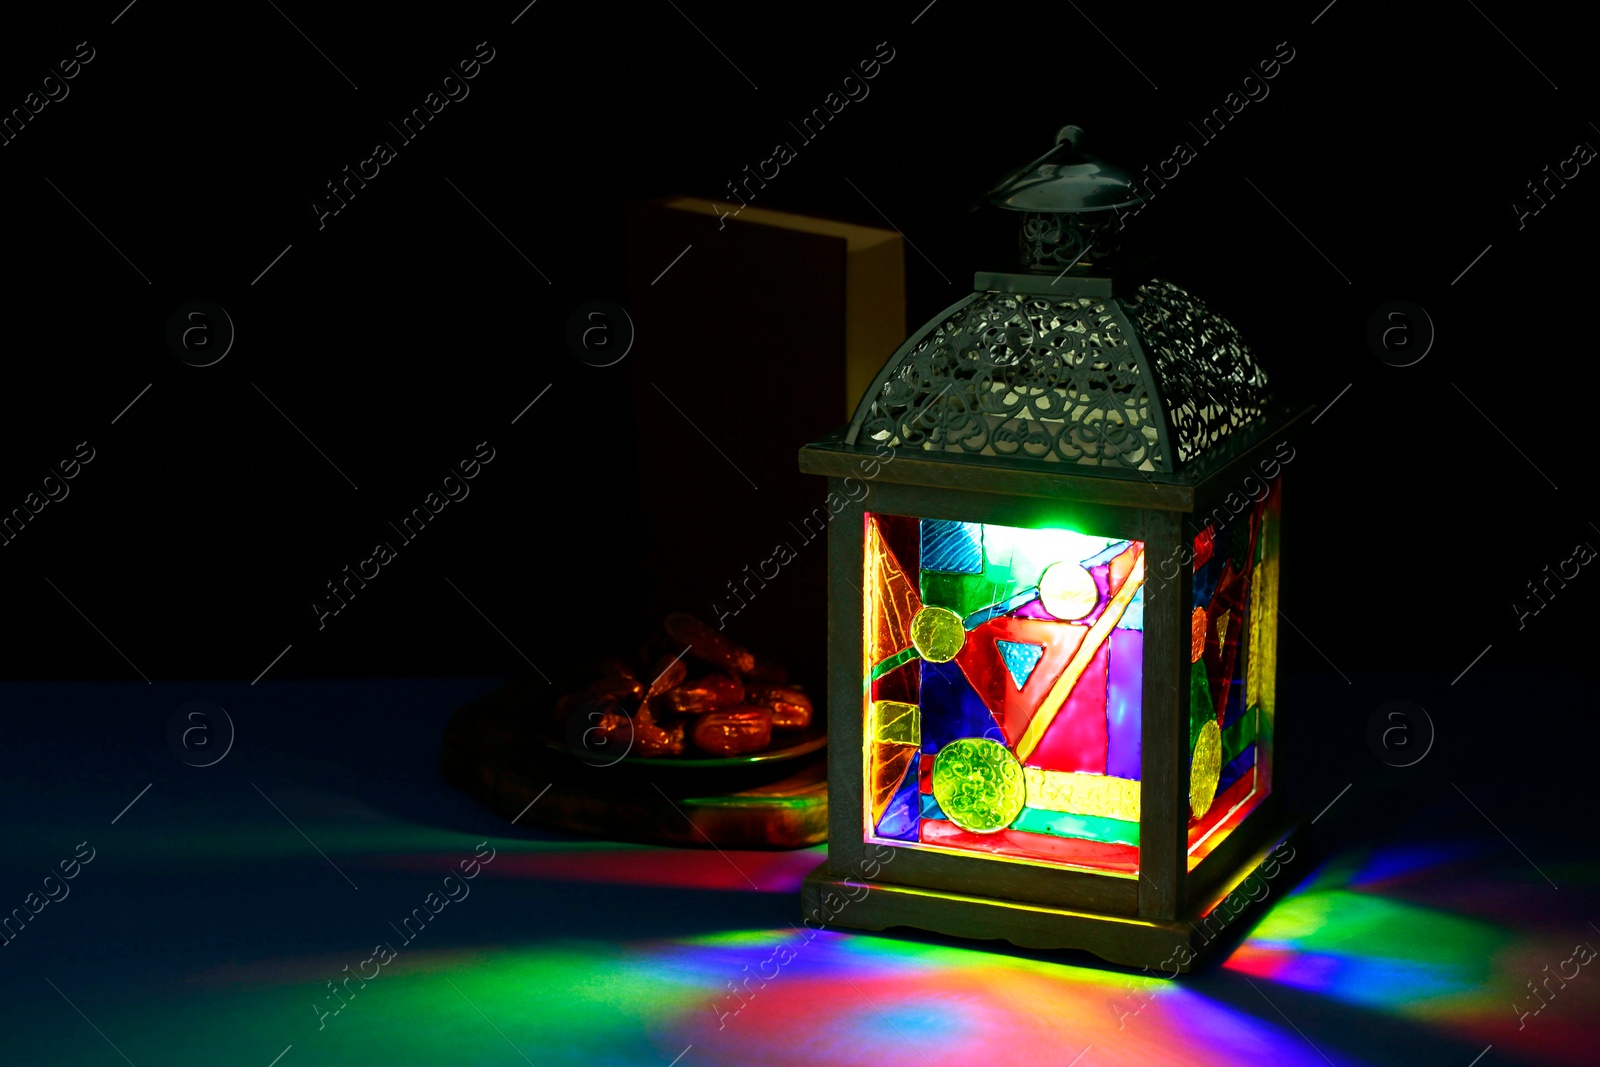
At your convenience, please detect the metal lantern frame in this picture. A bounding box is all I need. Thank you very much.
[796,142,1312,969]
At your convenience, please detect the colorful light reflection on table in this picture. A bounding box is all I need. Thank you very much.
[14,801,1597,1067]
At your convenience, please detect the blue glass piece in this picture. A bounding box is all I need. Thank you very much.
[1081,540,1133,568]
[920,659,1003,754]
[1196,524,1228,607]
[1216,742,1256,798]
[1222,633,1249,729]
[921,519,984,574]
[995,638,1045,690]
[875,752,921,840]
[1118,586,1145,631]
[920,791,946,821]
[962,587,1041,630]
[1194,550,1221,611]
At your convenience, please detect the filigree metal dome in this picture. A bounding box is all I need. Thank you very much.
[838,127,1275,482]
[844,278,1271,477]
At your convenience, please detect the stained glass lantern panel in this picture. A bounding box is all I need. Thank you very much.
[864,511,1149,876]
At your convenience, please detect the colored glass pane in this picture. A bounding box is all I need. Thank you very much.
[1025,637,1110,774]
[910,606,965,662]
[919,659,1003,754]
[865,512,1148,875]
[1183,476,1282,870]
[1223,705,1258,764]
[1010,807,1141,846]
[983,525,1124,591]
[1011,596,1060,621]
[876,512,922,583]
[874,752,921,840]
[869,700,920,746]
[1105,628,1143,780]
[963,588,1041,629]
[930,738,1026,833]
[1190,718,1222,818]
[1038,561,1100,621]
[1230,514,1253,569]
[920,519,983,574]
[1107,542,1139,598]
[869,646,918,681]
[865,515,921,668]
[1206,572,1252,724]
[1222,640,1250,730]
[1216,741,1256,797]
[1022,766,1140,821]
[995,639,1045,690]
[953,616,1086,750]
[920,570,1005,621]
[1194,541,1222,610]
[1186,773,1261,868]
[919,819,1140,874]
[1247,483,1281,796]
[921,526,1121,620]
[1015,549,1145,763]
[869,740,917,825]
[1192,773,1254,843]
[1083,540,1133,567]
[869,655,918,706]
[1118,585,1145,630]
[1189,658,1215,750]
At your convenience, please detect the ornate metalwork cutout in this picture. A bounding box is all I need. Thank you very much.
[1119,279,1269,464]
[1018,211,1125,273]
[856,291,1165,472]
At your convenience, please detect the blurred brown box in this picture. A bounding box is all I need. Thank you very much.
[627,197,905,686]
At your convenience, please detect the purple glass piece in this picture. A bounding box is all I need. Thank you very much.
[875,752,921,840]
[1105,628,1143,780]
[1012,597,1055,620]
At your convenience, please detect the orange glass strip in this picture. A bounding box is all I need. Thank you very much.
[865,515,921,668]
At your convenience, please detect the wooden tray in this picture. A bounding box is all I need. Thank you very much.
[440,680,829,849]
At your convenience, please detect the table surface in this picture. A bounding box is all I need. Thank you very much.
[2,676,1595,1067]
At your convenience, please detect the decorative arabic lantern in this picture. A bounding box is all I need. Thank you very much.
[797,126,1308,970]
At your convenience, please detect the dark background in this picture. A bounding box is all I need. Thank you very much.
[1,0,1593,698]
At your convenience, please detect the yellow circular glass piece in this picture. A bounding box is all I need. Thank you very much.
[1038,561,1100,621]
[910,606,966,663]
[931,737,1026,833]
[1189,719,1223,818]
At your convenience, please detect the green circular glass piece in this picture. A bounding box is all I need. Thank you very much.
[931,737,1026,833]
[911,606,966,663]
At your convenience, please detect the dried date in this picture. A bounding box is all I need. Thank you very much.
[690,706,773,756]
[664,612,756,676]
[664,673,745,715]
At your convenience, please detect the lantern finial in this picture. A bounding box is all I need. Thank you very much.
[981,126,1141,275]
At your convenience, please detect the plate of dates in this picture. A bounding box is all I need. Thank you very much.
[548,612,826,768]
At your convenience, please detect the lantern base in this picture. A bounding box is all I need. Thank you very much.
[799,821,1302,973]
